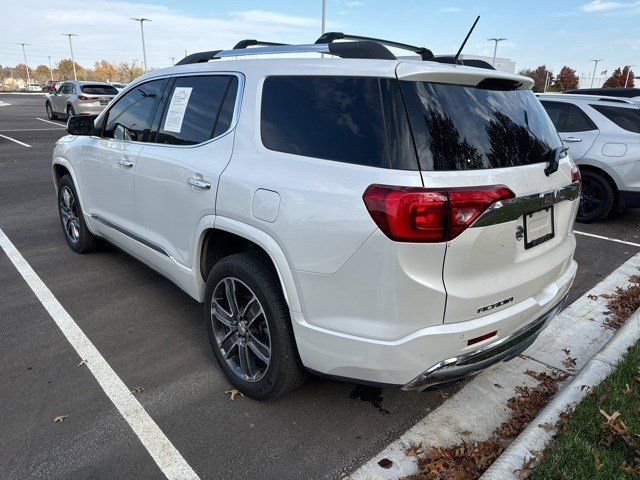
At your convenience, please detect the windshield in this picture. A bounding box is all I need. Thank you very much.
[401,81,562,171]
[81,85,118,95]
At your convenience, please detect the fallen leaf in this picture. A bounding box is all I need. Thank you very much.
[54,415,67,423]
[562,348,571,355]
[538,422,555,432]
[435,390,449,399]
[493,383,503,389]
[377,458,393,469]
[131,386,145,394]
[623,384,631,394]
[77,359,87,367]
[594,454,602,471]
[224,389,244,401]
[587,294,599,300]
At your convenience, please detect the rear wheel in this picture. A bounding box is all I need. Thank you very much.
[46,101,57,120]
[66,105,76,118]
[204,253,306,400]
[57,175,98,253]
[576,170,615,223]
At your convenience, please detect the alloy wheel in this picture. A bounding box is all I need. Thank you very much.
[578,177,605,218]
[59,186,81,243]
[211,277,272,382]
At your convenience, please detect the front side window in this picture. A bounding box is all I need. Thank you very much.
[260,75,417,169]
[401,82,563,171]
[591,104,640,134]
[102,78,166,142]
[540,101,597,133]
[156,75,238,146]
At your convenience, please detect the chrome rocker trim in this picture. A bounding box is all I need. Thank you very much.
[90,214,170,258]
[472,182,580,228]
[403,294,568,391]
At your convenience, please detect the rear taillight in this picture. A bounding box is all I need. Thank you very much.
[363,184,515,243]
[571,166,581,184]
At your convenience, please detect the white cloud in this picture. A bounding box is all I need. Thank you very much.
[2,0,323,69]
[345,1,364,7]
[580,0,626,11]
[439,7,462,13]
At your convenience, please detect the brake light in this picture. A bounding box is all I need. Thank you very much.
[363,184,515,242]
[571,166,581,184]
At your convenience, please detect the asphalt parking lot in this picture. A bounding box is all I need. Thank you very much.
[1,93,639,480]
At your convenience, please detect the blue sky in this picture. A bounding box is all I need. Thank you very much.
[2,0,639,77]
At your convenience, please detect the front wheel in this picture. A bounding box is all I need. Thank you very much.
[204,253,306,400]
[57,175,98,253]
[576,170,615,223]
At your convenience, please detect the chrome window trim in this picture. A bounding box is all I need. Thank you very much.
[471,181,581,228]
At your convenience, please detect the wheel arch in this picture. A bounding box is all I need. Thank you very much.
[52,158,87,208]
[577,162,621,194]
[195,216,302,313]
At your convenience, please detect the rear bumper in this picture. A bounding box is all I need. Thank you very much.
[74,104,108,116]
[403,294,567,391]
[292,260,577,386]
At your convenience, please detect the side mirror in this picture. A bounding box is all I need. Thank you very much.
[67,115,98,136]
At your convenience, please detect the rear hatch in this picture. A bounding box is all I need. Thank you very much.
[396,62,579,324]
[79,84,118,105]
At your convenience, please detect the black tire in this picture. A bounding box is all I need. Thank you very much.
[576,170,615,223]
[57,174,98,253]
[67,105,75,118]
[46,101,58,120]
[204,252,306,400]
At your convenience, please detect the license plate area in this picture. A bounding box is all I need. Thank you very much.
[100,100,108,105]
[523,207,554,249]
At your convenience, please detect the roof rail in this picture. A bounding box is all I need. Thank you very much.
[233,39,287,49]
[316,32,434,60]
[175,50,221,65]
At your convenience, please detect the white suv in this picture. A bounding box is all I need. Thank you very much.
[52,35,579,399]
[538,93,640,222]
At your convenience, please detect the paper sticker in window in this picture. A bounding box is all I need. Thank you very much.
[163,87,193,133]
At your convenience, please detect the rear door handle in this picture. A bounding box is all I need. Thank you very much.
[187,177,211,190]
[564,137,583,143]
[118,158,134,168]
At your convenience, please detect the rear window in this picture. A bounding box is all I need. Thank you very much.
[401,81,562,171]
[590,104,640,134]
[261,76,417,170]
[81,85,118,95]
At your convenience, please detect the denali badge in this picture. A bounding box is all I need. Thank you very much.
[477,297,514,314]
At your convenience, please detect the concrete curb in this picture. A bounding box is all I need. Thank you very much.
[481,307,640,480]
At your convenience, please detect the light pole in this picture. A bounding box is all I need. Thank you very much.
[171,57,175,66]
[487,37,507,67]
[19,43,30,85]
[62,34,78,80]
[624,65,636,88]
[131,18,151,73]
[321,0,326,34]
[48,55,54,81]
[589,59,604,88]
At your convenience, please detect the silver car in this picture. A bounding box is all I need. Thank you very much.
[538,93,640,222]
[45,81,119,120]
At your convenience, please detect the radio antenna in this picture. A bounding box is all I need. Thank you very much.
[453,15,480,63]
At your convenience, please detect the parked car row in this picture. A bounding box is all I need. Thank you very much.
[538,92,640,222]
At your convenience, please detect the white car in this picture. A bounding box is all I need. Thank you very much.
[538,93,640,222]
[52,35,579,399]
[26,83,43,92]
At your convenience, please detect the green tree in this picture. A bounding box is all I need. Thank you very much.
[56,59,85,81]
[553,66,579,92]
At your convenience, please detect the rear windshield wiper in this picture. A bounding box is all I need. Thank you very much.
[543,146,569,177]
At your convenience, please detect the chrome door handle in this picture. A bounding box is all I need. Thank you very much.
[118,158,134,168]
[564,137,583,143]
[187,177,211,189]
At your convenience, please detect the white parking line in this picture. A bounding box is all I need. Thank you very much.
[0,133,31,148]
[574,230,640,248]
[36,117,66,127]
[0,228,200,480]
[0,128,63,132]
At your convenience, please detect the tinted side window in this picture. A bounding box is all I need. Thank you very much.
[591,104,640,134]
[261,76,417,169]
[156,75,237,146]
[541,101,597,133]
[103,79,166,142]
